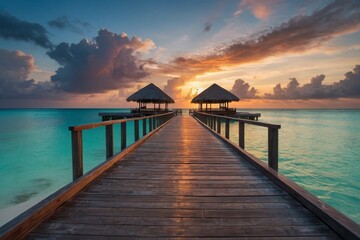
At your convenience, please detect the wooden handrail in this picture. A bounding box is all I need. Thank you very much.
[193,111,280,171]
[197,111,281,129]
[69,112,174,131]
[69,112,175,180]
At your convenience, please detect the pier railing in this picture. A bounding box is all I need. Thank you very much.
[193,111,281,171]
[69,112,174,180]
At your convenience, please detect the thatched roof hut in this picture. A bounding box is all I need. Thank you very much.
[191,83,239,103]
[127,83,174,112]
[127,83,174,103]
[191,83,239,113]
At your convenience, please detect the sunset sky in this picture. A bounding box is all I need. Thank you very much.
[0,0,360,108]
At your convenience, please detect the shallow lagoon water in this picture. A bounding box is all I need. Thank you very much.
[0,108,359,226]
[226,109,360,224]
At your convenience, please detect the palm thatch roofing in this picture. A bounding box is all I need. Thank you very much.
[127,83,175,103]
[191,83,239,103]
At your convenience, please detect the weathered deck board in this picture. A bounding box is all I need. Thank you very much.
[27,116,340,239]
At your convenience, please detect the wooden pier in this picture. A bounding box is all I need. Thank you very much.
[1,114,359,239]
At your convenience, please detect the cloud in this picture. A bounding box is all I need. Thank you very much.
[160,0,360,79]
[204,22,212,32]
[231,79,259,99]
[0,11,53,49]
[0,49,57,99]
[264,65,360,99]
[48,16,92,34]
[234,0,279,20]
[0,29,155,100]
[163,77,186,100]
[162,77,198,101]
[48,29,155,93]
[203,1,227,33]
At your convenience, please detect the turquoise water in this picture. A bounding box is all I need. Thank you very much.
[0,109,359,226]
[0,108,136,226]
[226,109,360,224]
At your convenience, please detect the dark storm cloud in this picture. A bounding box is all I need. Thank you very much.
[231,79,259,99]
[0,11,53,49]
[47,29,154,93]
[264,65,360,99]
[48,16,92,34]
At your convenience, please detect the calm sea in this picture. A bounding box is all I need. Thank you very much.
[0,109,359,226]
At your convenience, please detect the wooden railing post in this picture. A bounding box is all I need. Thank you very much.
[121,122,127,150]
[268,128,279,171]
[71,130,83,180]
[134,120,139,141]
[193,112,280,171]
[68,113,174,181]
[142,119,146,136]
[217,117,221,134]
[149,117,153,132]
[105,125,114,159]
[239,122,245,149]
[225,119,230,139]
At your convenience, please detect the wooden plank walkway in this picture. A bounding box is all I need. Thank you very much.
[27,115,340,239]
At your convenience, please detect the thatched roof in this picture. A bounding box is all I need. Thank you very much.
[127,83,175,103]
[191,83,239,103]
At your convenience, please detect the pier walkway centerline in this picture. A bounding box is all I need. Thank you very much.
[27,115,339,239]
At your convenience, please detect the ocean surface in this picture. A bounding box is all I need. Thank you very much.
[0,109,359,226]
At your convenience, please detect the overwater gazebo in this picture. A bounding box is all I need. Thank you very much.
[127,83,175,113]
[191,83,239,115]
